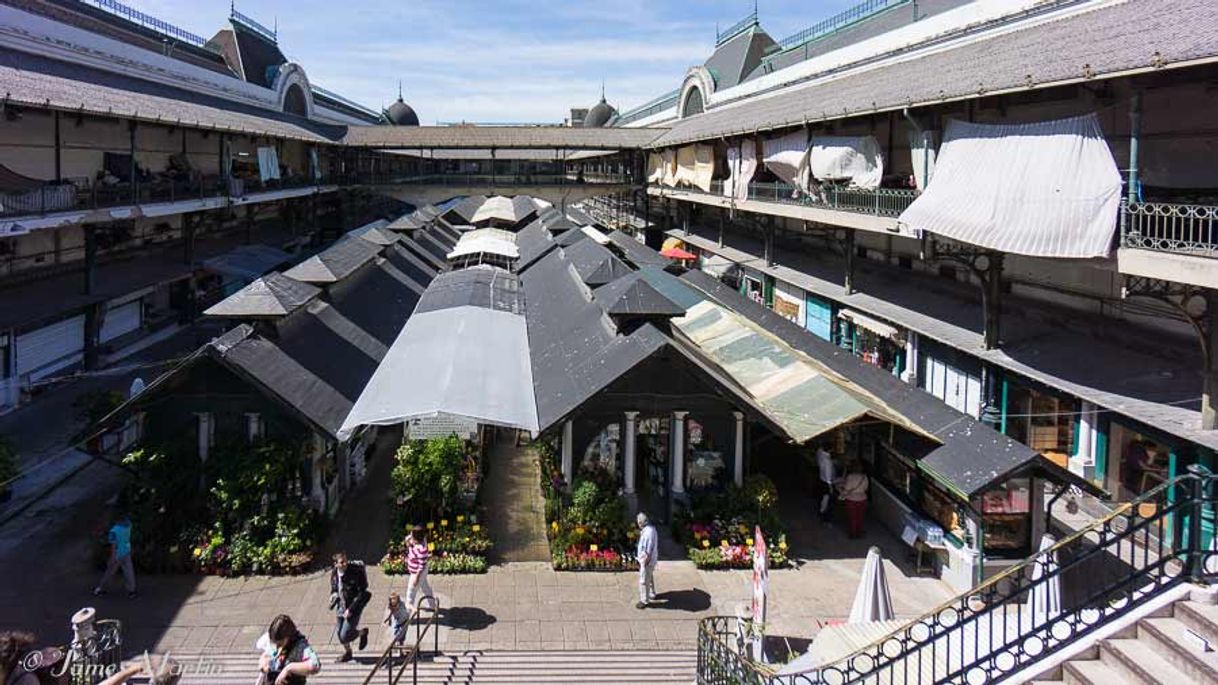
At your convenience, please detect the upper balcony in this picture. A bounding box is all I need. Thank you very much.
[1118,201,1218,290]
[648,180,919,234]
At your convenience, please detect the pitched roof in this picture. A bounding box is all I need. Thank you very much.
[203,272,321,318]
[653,0,1218,146]
[593,271,687,317]
[562,238,632,286]
[606,230,670,268]
[346,220,401,246]
[283,236,383,283]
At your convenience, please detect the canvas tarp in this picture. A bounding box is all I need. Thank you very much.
[661,148,678,187]
[337,305,539,440]
[808,136,884,190]
[675,145,698,187]
[647,153,664,183]
[763,132,812,195]
[256,146,280,183]
[693,144,715,193]
[898,114,1122,258]
[674,299,935,444]
[724,140,758,201]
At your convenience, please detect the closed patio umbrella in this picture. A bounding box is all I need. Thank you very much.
[1028,534,1062,626]
[848,546,895,623]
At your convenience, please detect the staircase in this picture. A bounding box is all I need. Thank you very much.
[169,649,697,684]
[1030,594,1218,685]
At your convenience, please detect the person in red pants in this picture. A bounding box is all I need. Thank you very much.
[837,463,871,539]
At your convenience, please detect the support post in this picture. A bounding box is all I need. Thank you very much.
[981,252,1005,350]
[980,364,1002,427]
[1128,90,1142,204]
[624,411,638,494]
[733,411,745,487]
[1202,289,1218,430]
[83,225,97,295]
[844,229,856,295]
[53,110,61,182]
[718,209,726,247]
[561,420,574,486]
[671,411,687,495]
[765,218,776,267]
[83,302,103,371]
[128,121,137,203]
[183,213,196,265]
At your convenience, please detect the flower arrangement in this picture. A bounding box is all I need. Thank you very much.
[379,514,492,575]
[538,447,636,572]
[554,545,637,572]
[675,474,790,570]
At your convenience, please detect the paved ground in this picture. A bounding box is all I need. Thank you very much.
[482,438,550,563]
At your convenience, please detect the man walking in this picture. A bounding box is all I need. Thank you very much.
[635,512,658,609]
[93,515,136,598]
[329,551,370,663]
[816,443,836,523]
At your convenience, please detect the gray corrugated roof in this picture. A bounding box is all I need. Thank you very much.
[204,272,321,318]
[515,221,559,272]
[414,266,524,315]
[342,125,666,149]
[399,235,449,271]
[445,196,489,223]
[0,49,339,143]
[593,272,687,317]
[346,220,401,246]
[606,230,670,268]
[704,26,777,90]
[562,238,632,286]
[283,236,383,283]
[388,148,616,161]
[655,0,1218,146]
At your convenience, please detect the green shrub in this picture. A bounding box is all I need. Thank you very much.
[391,437,467,521]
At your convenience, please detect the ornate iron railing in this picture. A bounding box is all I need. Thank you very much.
[772,0,911,55]
[660,180,918,219]
[231,7,277,43]
[617,90,681,126]
[84,0,218,51]
[1121,201,1218,258]
[697,468,1218,684]
[718,9,760,46]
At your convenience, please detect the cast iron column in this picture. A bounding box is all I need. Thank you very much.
[1202,289,1218,430]
[670,411,687,495]
[843,229,856,295]
[624,411,638,494]
[733,411,745,487]
[981,252,1005,350]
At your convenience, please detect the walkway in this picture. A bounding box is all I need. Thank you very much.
[319,428,401,566]
[481,438,550,563]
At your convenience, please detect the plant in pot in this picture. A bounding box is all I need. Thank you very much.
[0,436,17,503]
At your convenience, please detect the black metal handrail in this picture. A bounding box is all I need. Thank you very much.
[697,468,1217,684]
[361,595,441,685]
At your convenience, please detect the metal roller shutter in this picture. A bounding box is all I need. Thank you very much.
[100,300,142,343]
[16,315,85,380]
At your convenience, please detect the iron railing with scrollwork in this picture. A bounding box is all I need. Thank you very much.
[1121,201,1218,258]
[84,0,219,52]
[697,467,1218,684]
[771,0,910,56]
[659,180,918,219]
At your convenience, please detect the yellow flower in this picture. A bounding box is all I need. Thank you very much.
[192,548,202,558]
[702,539,710,548]
[779,541,788,551]
[590,544,599,552]
[746,538,754,547]
[551,521,559,531]
[472,524,481,533]
[427,522,435,530]
[576,527,586,536]
[441,519,449,527]
[457,515,466,523]
[427,542,435,551]
[720,540,729,548]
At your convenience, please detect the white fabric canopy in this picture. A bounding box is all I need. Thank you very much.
[809,136,884,190]
[337,306,539,440]
[693,144,715,192]
[256,146,280,182]
[763,132,812,194]
[909,130,938,190]
[646,153,664,183]
[724,140,758,201]
[660,149,677,187]
[675,146,697,187]
[447,228,519,260]
[898,114,1121,258]
[848,546,896,623]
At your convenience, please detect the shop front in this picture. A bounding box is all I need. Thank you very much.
[837,308,906,376]
[919,337,982,418]
[1002,378,1079,471]
[772,280,806,327]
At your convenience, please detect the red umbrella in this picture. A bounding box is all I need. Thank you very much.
[660,246,697,260]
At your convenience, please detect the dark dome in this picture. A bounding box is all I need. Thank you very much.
[583,97,616,128]
[386,98,419,126]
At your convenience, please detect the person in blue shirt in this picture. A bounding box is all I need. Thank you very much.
[93,515,136,598]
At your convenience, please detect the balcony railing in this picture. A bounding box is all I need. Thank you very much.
[698,467,1216,684]
[358,173,632,187]
[1122,201,1218,258]
[663,180,918,219]
[772,0,909,55]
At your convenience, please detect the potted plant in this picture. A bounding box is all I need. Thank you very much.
[0,436,17,503]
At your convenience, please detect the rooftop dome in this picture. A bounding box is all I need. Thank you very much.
[583,96,617,128]
[386,97,419,126]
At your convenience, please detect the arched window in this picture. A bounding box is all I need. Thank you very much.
[283,84,308,117]
[682,87,704,118]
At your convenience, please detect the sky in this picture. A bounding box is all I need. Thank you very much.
[133,0,862,124]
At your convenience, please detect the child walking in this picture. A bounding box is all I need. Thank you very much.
[403,525,433,610]
[383,591,410,645]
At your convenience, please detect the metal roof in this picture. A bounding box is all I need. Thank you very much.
[414,266,524,315]
[606,230,670,268]
[341,125,666,150]
[593,271,687,317]
[652,0,1218,146]
[282,236,383,283]
[562,238,633,286]
[203,272,320,318]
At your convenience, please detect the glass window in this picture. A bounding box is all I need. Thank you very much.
[581,423,621,474]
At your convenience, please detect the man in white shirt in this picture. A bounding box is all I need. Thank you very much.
[816,444,836,522]
[635,512,658,609]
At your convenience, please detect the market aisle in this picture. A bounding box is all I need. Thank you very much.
[321,429,400,566]
[483,437,550,563]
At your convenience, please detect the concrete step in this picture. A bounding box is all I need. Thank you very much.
[1098,637,1193,685]
[161,649,697,684]
[1061,658,1135,685]
[1176,600,1218,644]
[1138,616,1218,683]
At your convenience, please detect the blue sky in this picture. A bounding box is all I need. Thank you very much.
[140,1,860,123]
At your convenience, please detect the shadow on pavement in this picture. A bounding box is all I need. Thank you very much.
[438,606,496,632]
[649,588,711,612]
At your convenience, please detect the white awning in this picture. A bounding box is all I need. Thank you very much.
[723,140,758,201]
[898,114,1122,259]
[660,149,677,187]
[809,136,884,190]
[675,145,697,187]
[763,131,811,192]
[701,254,739,279]
[647,153,664,183]
[693,144,715,193]
[447,228,519,260]
[838,309,901,340]
[338,305,539,440]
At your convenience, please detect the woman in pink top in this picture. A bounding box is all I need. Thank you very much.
[404,525,433,610]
